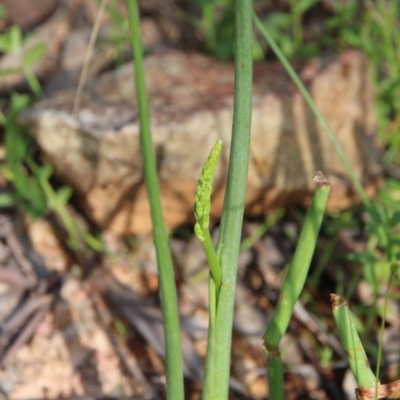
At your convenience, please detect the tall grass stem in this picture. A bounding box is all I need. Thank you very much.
[126,1,184,399]
[202,0,253,398]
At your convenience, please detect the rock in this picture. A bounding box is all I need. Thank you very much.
[44,16,164,95]
[26,218,69,272]
[20,49,382,235]
[1,0,57,30]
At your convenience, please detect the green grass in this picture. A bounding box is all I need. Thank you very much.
[126,1,185,398]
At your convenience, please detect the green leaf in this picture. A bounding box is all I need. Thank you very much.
[23,69,43,98]
[12,167,31,196]
[280,36,295,59]
[25,180,47,217]
[341,29,365,48]
[9,93,32,116]
[265,13,292,30]
[23,43,46,67]
[5,128,30,165]
[55,186,73,206]
[0,31,11,52]
[83,232,104,252]
[36,164,53,181]
[0,67,22,77]
[389,211,400,227]
[0,192,16,207]
[294,0,319,15]
[9,25,23,54]
[0,109,6,126]
[299,42,319,59]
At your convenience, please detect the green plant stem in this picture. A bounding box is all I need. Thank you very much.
[289,0,302,54]
[202,229,222,297]
[331,294,376,388]
[203,1,216,52]
[375,265,398,398]
[265,356,284,400]
[126,2,184,399]
[201,0,253,398]
[263,176,331,399]
[38,175,79,250]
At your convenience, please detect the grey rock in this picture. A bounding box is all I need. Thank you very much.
[20,49,382,234]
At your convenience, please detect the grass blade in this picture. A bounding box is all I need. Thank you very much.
[201,0,253,398]
[126,1,184,399]
[263,173,331,399]
[331,294,376,388]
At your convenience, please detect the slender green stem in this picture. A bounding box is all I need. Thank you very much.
[331,294,376,388]
[263,356,284,400]
[202,0,253,398]
[126,2,184,399]
[263,174,331,399]
[264,177,330,345]
[375,264,398,399]
[289,0,302,54]
[203,1,216,52]
[202,229,222,296]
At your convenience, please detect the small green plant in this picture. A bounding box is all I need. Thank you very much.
[0,25,47,213]
[101,0,131,66]
[0,93,46,216]
[289,0,319,57]
[0,25,45,97]
[0,24,46,212]
[190,0,323,60]
[0,17,105,252]
[0,92,102,252]
[191,0,235,59]
[259,0,319,60]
